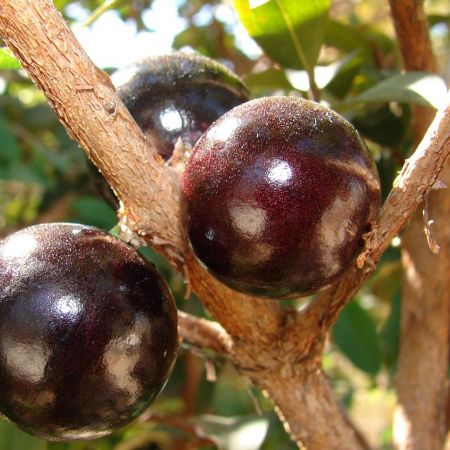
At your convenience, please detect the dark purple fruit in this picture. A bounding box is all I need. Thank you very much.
[89,52,249,208]
[0,223,178,441]
[181,97,381,298]
[114,52,249,159]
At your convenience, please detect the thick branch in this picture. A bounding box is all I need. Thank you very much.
[387,2,450,450]
[255,367,372,450]
[388,0,437,140]
[388,0,437,72]
[0,0,283,345]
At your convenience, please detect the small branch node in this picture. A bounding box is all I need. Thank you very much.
[104,100,117,118]
[422,193,441,254]
[118,215,147,248]
[356,222,379,269]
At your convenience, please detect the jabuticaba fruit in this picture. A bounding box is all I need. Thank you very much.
[113,51,250,159]
[0,223,178,441]
[89,52,249,208]
[181,96,381,299]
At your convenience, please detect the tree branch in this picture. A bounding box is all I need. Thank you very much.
[257,367,373,450]
[388,0,437,72]
[178,311,232,356]
[386,2,450,450]
[0,0,283,345]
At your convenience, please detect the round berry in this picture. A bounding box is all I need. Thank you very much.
[114,52,250,159]
[181,97,381,298]
[0,223,178,441]
[89,52,249,209]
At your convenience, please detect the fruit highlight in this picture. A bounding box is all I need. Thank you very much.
[181,96,381,298]
[89,52,249,208]
[0,223,178,441]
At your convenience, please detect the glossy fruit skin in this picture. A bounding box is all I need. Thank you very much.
[89,52,249,209]
[114,52,250,159]
[0,223,178,441]
[181,97,381,298]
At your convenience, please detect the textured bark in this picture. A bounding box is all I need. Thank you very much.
[388,0,437,73]
[1,1,450,449]
[297,91,450,339]
[388,2,450,450]
[0,0,283,345]
[394,188,450,450]
[256,367,372,450]
[177,311,233,356]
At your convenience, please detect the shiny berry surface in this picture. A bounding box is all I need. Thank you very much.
[181,97,381,298]
[114,51,249,159]
[0,223,178,441]
[90,52,249,209]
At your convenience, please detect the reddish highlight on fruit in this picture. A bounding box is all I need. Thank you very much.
[0,223,178,441]
[181,96,381,298]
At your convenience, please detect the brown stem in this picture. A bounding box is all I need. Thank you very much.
[178,311,232,356]
[387,2,450,449]
[388,0,438,141]
[388,0,437,72]
[255,367,372,450]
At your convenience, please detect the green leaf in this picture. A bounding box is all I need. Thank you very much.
[0,48,21,70]
[428,14,450,27]
[285,51,363,92]
[0,115,20,165]
[0,420,47,450]
[350,104,409,149]
[332,301,381,375]
[244,68,293,95]
[2,162,52,188]
[344,72,447,109]
[369,260,402,304]
[49,440,114,450]
[193,415,270,450]
[71,196,117,229]
[324,20,394,59]
[324,52,366,99]
[174,23,227,59]
[233,0,330,70]
[379,290,401,371]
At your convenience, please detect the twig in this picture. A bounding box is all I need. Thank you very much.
[178,311,233,356]
[295,89,450,338]
[387,2,450,450]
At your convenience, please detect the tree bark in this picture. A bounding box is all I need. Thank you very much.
[256,366,372,450]
[388,2,450,449]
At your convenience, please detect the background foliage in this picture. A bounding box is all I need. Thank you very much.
[0,0,449,449]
